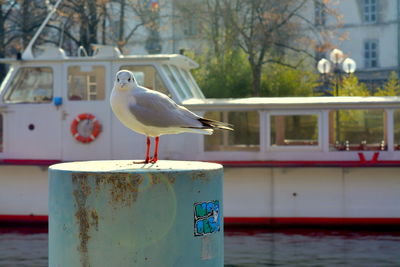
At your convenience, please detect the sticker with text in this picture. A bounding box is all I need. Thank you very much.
[194,200,221,236]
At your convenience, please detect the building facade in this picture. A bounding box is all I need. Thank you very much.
[120,0,399,87]
[317,0,400,86]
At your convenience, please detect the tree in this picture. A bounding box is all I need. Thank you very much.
[374,71,400,96]
[103,0,163,53]
[190,49,252,98]
[0,0,165,57]
[338,74,370,96]
[57,0,103,54]
[261,63,320,97]
[175,0,241,66]
[0,1,51,80]
[0,1,17,80]
[176,0,340,97]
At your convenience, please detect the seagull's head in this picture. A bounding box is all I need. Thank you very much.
[114,70,137,91]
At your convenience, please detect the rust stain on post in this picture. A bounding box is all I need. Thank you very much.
[94,173,142,208]
[71,172,150,266]
[72,173,92,267]
[150,173,161,185]
[167,175,176,184]
[90,210,99,231]
[191,171,209,182]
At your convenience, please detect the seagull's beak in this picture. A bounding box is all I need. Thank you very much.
[119,81,127,87]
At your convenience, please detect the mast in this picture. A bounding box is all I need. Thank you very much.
[21,0,63,60]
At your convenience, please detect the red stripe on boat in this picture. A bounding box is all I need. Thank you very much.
[1,215,400,227]
[0,159,61,166]
[214,160,400,168]
[224,217,400,226]
[2,158,400,167]
[0,215,48,224]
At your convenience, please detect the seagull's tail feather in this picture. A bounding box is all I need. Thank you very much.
[198,118,234,131]
[183,127,214,135]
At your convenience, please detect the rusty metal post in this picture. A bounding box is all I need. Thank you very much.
[48,160,223,267]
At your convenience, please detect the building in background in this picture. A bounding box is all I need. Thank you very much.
[315,0,400,87]
[117,0,399,88]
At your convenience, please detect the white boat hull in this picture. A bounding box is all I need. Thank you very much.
[1,163,400,227]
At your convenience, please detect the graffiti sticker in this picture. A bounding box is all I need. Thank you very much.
[194,200,221,236]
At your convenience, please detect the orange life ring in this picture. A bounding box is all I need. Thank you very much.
[70,113,102,143]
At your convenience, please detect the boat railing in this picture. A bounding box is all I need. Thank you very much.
[77,46,88,57]
[183,98,400,154]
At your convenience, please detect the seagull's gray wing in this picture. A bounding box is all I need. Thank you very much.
[128,90,202,128]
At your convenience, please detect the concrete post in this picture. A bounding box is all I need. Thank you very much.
[49,160,223,267]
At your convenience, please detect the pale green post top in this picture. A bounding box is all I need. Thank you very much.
[49,160,224,267]
[49,160,223,173]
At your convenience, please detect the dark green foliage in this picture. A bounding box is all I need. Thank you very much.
[261,64,320,97]
[190,49,253,98]
[189,49,320,98]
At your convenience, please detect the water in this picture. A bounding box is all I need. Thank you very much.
[0,228,48,267]
[224,229,400,266]
[1,228,400,266]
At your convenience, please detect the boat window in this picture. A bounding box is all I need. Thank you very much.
[204,111,259,151]
[329,109,386,151]
[162,65,187,100]
[182,69,204,99]
[68,66,105,101]
[170,65,194,98]
[393,110,400,150]
[3,67,53,103]
[270,114,319,147]
[120,65,171,97]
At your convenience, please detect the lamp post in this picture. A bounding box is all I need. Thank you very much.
[317,48,356,96]
[317,49,357,145]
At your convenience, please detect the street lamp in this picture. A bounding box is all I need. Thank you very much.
[317,49,357,146]
[317,48,356,96]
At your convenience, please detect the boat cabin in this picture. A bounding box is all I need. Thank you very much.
[0,45,203,162]
[1,45,400,165]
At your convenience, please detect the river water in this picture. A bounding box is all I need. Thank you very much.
[1,228,400,266]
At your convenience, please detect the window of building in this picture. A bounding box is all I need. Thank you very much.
[270,114,319,147]
[120,65,171,97]
[3,67,53,103]
[204,111,259,151]
[364,0,377,23]
[314,0,327,26]
[68,66,105,101]
[364,40,378,68]
[183,18,198,36]
[329,109,386,151]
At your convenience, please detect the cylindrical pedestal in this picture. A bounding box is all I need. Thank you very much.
[49,160,223,267]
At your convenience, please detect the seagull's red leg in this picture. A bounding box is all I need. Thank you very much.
[145,136,151,163]
[151,136,159,163]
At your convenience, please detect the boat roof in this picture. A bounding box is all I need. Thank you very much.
[183,96,400,110]
[0,45,199,69]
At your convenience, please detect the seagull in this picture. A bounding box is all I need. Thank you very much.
[110,70,233,164]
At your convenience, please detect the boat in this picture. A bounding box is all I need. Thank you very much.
[1,1,400,227]
[1,43,400,228]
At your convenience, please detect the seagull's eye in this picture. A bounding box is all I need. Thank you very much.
[117,78,120,82]
[128,78,131,82]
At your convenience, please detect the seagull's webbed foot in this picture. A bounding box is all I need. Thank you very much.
[149,157,158,164]
[132,160,149,164]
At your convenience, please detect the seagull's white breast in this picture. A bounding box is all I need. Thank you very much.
[110,89,150,135]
